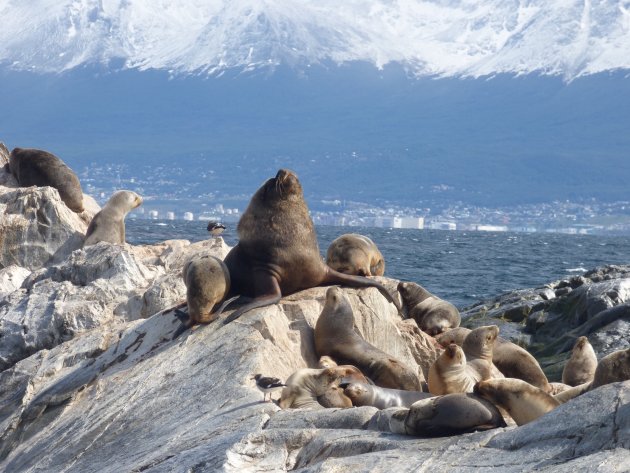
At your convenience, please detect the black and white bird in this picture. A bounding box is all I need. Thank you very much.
[207,221,226,237]
[252,374,285,402]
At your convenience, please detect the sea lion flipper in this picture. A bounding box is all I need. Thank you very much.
[172,319,194,340]
[223,276,282,324]
[173,308,189,324]
[212,295,241,317]
[323,269,402,313]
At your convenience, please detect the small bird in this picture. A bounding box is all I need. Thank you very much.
[207,221,226,237]
[252,374,285,402]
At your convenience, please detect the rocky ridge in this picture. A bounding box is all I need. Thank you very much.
[0,169,629,472]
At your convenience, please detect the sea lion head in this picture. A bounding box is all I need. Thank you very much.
[108,190,143,213]
[317,356,338,369]
[473,379,507,405]
[397,281,432,305]
[444,343,466,367]
[573,336,589,352]
[323,286,353,319]
[463,325,499,360]
[435,327,471,347]
[257,168,303,203]
[343,382,369,403]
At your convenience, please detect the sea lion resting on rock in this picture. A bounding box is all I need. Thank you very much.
[171,255,233,339]
[590,347,630,390]
[9,147,84,213]
[222,169,400,324]
[315,286,422,391]
[437,327,550,392]
[280,365,366,409]
[326,233,385,277]
[462,325,504,379]
[389,393,506,437]
[563,336,597,387]
[343,382,432,409]
[474,378,560,426]
[428,344,490,395]
[84,190,143,246]
[397,281,460,335]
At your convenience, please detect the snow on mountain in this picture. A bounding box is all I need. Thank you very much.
[1,0,629,78]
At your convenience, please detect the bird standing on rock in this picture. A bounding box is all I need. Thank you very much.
[207,221,226,237]
[252,374,285,402]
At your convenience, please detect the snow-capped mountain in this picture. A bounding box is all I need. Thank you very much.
[1,0,629,79]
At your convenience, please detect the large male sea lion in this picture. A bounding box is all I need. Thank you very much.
[428,344,490,395]
[9,147,84,213]
[343,382,432,409]
[315,287,421,391]
[83,190,143,246]
[398,281,460,335]
[562,336,597,387]
[222,169,400,324]
[325,233,385,276]
[389,393,506,437]
[590,347,630,390]
[474,378,560,426]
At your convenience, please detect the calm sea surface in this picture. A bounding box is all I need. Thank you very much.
[126,220,630,309]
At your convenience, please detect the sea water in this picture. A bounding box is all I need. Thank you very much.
[126,219,630,309]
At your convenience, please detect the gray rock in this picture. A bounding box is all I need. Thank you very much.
[0,265,31,298]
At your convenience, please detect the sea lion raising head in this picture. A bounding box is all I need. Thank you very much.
[83,190,143,246]
[222,169,400,323]
[562,336,598,387]
[397,281,461,335]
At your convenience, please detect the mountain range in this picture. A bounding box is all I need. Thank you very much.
[1,1,629,207]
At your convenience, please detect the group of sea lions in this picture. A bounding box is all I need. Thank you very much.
[2,145,143,247]
[4,145,629,437]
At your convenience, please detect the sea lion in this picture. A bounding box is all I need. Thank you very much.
[562,336,597,387]
[590,347,630,390]
[389,393,506,437]
[397,281,460,335]
[325,233,385,277]
[9,147,84,213]
[317,364,368,408]
[222,169,400,324]
[279,365,365,409]
[343,382,432,409]
[428,344,490,395]
[438,327,550,392]
[462,325,504,379]
[474,378,560,426]
[315,286,422,391]
[83,190,143,246]
[553,381,591,404]
[171,255,232,338]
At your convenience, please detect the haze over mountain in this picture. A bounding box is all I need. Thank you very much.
[1,1,629,208]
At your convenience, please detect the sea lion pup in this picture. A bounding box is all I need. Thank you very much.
[343,382,433,409]
[222,169,400,324]
[389,393,506,437]
[590,347,630,390]
[83,190,143,246]
[562,336,598,387]
[397,281,460,336]
[438,327,550,392]
[317,364,367,408]
[8,147,84,213]
[315,287,422,391]
[462,325,504,379]
[474,378,560,426]
[171,255,232,339]
[279,366,363,409]
[428,344,490,395]
[325,233,385,277]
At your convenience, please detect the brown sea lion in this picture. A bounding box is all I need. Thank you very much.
[325,233,385,276]
[389,393,506,437]
[83,190,143,246]
[428,344,490,395]
[562,336,598,387]
[279,365,366,409]
[343,382,432,409]
[438,327,550,392]
[462,325,504,379]
[171,255,232,339]
[315,287,422,391]
[590,347,630,390]
[397,281,460,335]
[474,378,560,426]
[553,381,592,404]
[317,364,368,408]
[8,147,84,213]
[222,169,400,324]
